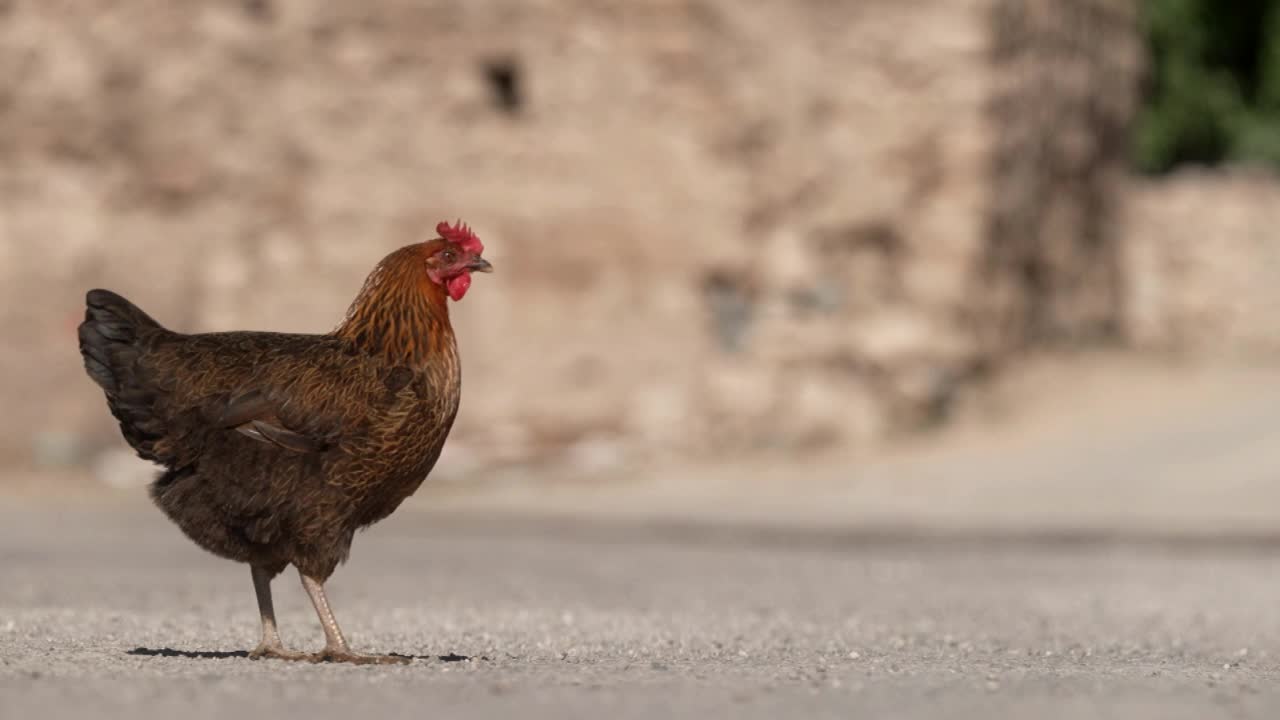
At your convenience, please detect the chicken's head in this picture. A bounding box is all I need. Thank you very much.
[425,220,493,301]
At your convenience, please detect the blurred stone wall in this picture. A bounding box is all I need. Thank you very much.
[0,0,1169,480]
[978,0,1141,350]
[1124,168,1280,357]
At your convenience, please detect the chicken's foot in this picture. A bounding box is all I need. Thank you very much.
[300,571,410,665]
[247,565,307,661]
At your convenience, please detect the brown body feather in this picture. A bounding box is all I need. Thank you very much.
[79,242,461,580]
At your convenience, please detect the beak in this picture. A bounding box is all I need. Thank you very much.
[467,257,494,273]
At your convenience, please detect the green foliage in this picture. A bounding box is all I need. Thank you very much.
[1134,0,1280,172]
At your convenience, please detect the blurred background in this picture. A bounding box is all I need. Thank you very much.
[4,0,1280,533]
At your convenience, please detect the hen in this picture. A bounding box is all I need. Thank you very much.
[77,221,492,664]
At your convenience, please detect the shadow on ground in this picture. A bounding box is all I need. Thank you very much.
[127,647,479,662]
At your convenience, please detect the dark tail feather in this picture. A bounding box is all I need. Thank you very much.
[84,289,162,332]
[79,289,169,463]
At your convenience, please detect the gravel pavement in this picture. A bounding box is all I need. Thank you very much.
[3,498,1280,719]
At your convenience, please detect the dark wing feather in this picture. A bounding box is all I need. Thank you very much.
[241,420,324,453]
[210,390,327,453]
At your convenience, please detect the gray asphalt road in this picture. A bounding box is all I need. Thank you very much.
[3,499,1280,719]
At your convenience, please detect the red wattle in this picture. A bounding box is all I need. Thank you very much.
[446,273,472,301]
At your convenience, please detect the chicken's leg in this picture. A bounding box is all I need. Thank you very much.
[299,570,409,665]
[247,566,306,661]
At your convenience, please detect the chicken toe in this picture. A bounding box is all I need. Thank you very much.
[306,649,411,665]
[248,643,310,661]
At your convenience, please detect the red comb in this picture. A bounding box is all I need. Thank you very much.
[437,219,484,255]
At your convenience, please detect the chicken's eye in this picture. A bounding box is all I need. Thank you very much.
[440,250,456,263]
